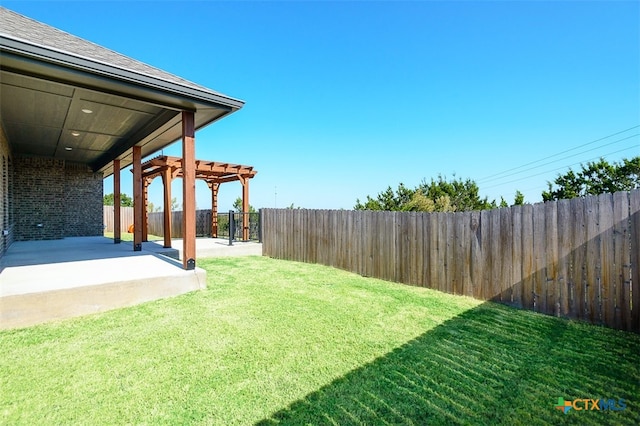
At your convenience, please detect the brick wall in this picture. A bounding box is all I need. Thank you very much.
[13,155,103,241]
[0,124,14,256]
[64,162,103,237]
[14,156,65,240]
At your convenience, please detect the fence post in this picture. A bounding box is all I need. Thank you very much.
[229,210,234,246]
[258,209,263,243]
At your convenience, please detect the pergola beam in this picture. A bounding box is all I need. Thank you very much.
[141,156,256,179]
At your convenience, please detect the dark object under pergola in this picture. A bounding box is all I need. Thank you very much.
[140,155,257,247]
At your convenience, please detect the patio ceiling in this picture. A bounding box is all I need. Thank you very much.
[0,7,244,176]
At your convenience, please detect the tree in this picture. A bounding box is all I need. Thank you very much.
[354,183,415,211]
[499,191,525,208]
[417,175,493,211]
[232,197,256,213]
[103,193,133,207]
[355,176,494,212]
[513,190,525,206]
[542,156,640,201]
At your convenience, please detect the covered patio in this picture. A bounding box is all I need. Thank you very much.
[0,236,261,330]
[0,7,246,328]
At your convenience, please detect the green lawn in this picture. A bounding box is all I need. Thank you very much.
[1,256,638,425]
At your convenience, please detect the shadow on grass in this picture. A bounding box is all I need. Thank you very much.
[258,302,639,425]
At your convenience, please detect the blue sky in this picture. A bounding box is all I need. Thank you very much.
[5,0,639,210]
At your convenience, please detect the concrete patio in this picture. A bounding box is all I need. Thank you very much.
[0,236,262,330]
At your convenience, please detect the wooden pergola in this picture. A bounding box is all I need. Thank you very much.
[139,155,257,248]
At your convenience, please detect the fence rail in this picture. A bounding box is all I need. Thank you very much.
[262,190,640,332]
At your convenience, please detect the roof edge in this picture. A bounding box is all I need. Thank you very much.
[0,34,245,110]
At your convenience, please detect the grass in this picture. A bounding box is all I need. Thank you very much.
[1,256,638,425]
[103,231,162,241]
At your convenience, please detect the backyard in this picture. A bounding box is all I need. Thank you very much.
[1,256,638,425]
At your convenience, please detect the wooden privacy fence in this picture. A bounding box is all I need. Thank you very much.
[262,190,640,332]
[103,206,133,232]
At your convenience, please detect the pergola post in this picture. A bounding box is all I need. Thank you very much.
[182,111,196,270]
[113,159,121,244]
[132,146,143,251]
[208,181,219,238]
[161,167,172,248]
[241,175,250,241]
[142,177,150,242]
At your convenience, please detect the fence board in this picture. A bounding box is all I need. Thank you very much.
[362,210,372,277]
[261,189,640,332]
[490,209,502,302]
[388,212,398,282]
[439,213,447,292]
[545,201,559,316]
[294,208,302,262]
[500,208,513,304]
[354,210,362,275]
[445,213,454,294]
[427,213,438,289]
[511,206,523,308]
[584,195,600,323]
[413,212,422,286]
[612,191,629,330]
[556,199,571,317]
[521,204,534,310]
[469,211,482,299]
[631,190,640,332]
[480,210,492,301]
[532,203,546,312]
[598,193,614,327]
[370,212,379,279]
[570,197,587,321]
[407,213,417,286]
[396,212,407,284]
[461,212,472,297]
[452,212,463,295]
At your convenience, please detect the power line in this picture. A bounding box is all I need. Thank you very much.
[477,124,640,183]
[481,144,639,191]
[478,133,639,185]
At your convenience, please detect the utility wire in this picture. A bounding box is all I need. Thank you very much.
[481,144,639,191]
[478,133,639,185]
[477,124,640,183]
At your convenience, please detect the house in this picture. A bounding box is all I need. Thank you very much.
[0,7,244,269]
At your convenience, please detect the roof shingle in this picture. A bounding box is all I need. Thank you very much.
[0,7,225,98]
